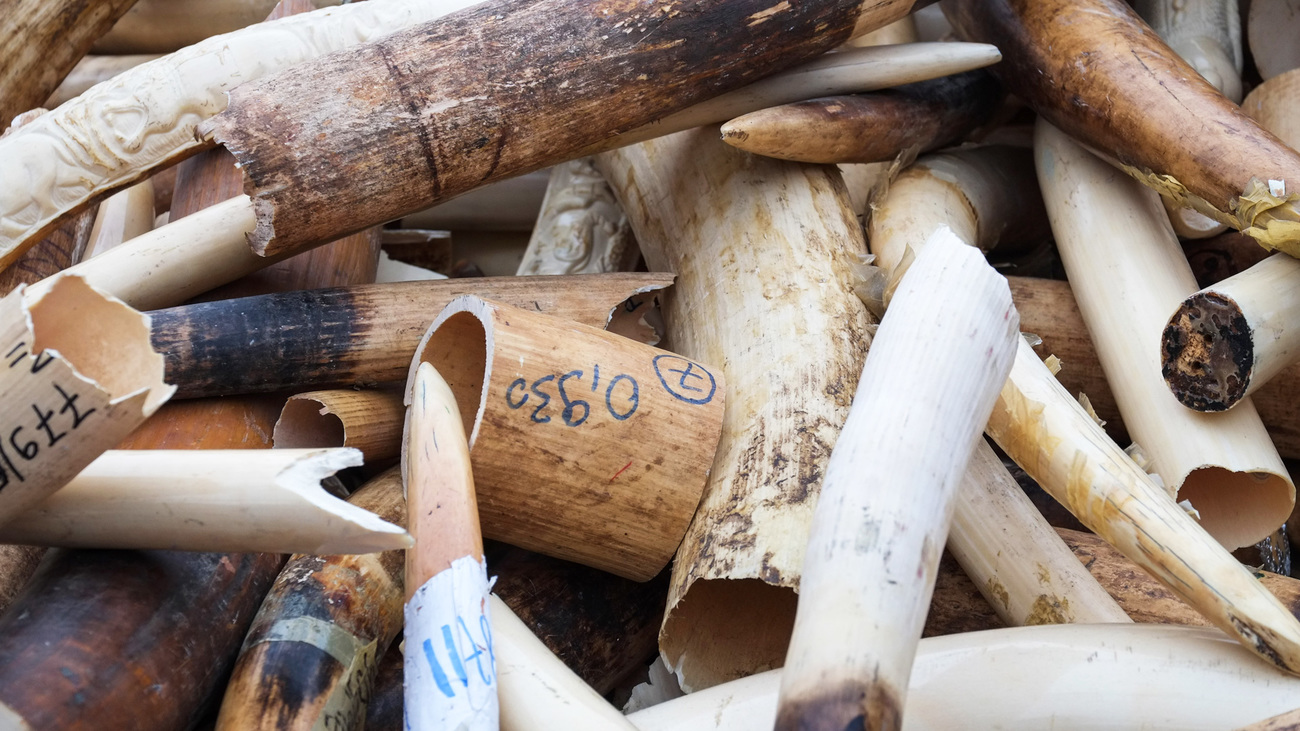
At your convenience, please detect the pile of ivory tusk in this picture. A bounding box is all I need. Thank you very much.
[3,0,1300,727]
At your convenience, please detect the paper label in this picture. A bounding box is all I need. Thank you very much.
[404,556,497,731]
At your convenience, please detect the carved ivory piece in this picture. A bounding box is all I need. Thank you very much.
[516,159,639,276]
[404,296,725,581]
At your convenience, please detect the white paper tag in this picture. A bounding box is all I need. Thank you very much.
[1270,179,1287,198]
[404,556,498,731]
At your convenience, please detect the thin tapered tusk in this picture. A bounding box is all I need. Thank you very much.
[592,43,1004,158]
[595,129,873,690]
[403,361,497,730]
[628,624,1300,731]
[215,466,407,730]
[719,69,1001,165]
[274,389,405,461]
[945,0,1300,256]
[148,272,672,399]
[1036,120,1293,549]
[949,440,1133,627]
[493,595,641,731]
[0,448,411,554]
[0,274,173,523]
[775,229,1019,731]
[0,0,487,268]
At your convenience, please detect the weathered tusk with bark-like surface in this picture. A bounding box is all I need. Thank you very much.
[595,128,873,690]
[775,229,1019,731]
[1036,120,1293,549]
[1132,0,1243,102]
[944,0,1300,256]
[0,0,139,128]
[0,0,486,268]
[405,297,724,581]
[403,361,498,731]
[493,595,640,731]
[197,0,933,260]
[0,448,411,554]
[0,274,173,523]
[216,466,407,731]
[719,69,1001,164]
[1160,68,1300,412]
[274,389,405,461]
[149,273,671,399]
[627,625,1300,731]
[1236,707,1300,731]
[93,0,339,53]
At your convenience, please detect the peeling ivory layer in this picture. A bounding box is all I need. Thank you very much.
[0,274,173,523]
[3,448,411,554]
[0,0,485,269]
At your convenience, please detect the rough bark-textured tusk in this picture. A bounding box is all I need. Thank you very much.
[0,448,410,554]
[494,595,641,731]
[516,159,640,277]
[775,229,1019,731]
[0,0,138,128]
[595,128,872,690]
[403,361,497,731]
[0,0,486,269]
[1162,253,1300,413]
[0,274,173,522]
[86,179,155,258]
[197,0,934,260]
[405,296,725,581]
[1132,0,1243,102]
[149,273,671,399]
[944,0,1300,256]
[627,624,1300,731]
[93,0,340,54]
[1037,120,1292,549]
[215,466,407,731]
[0,205,97,298]
[274,389,405,461]
[948,441,1132,627]
[1247,0,1300,81]
[720,70,1001,165]
[44,55,161,109]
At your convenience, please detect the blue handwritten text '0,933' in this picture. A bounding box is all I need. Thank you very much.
[504,357,715,426]
[420,612,495,699]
